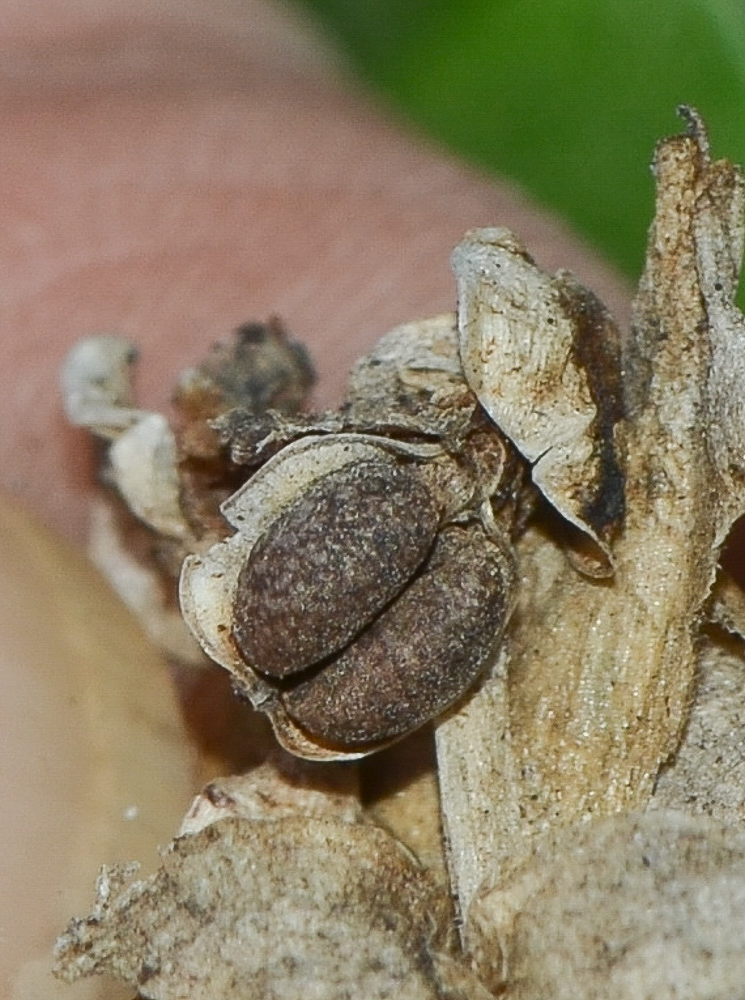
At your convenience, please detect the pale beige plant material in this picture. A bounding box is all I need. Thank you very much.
[55,110,745,997]
[467,810,745,998]
[438,107,745,912]
[54,816,490,1000]
[178,750,363,836]
[649,634,745,822]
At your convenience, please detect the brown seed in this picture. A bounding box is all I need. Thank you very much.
[283,523,516,746]
[232,457,440,677]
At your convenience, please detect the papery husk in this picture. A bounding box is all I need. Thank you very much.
[54,816,491,1000]
[438,109,745,918]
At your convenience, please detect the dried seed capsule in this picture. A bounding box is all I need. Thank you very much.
[232,458,441,678]
[283,522,516,746]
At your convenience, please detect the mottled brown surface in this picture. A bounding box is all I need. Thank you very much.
[232,458,440,676]
[54,817,455,1000]
[284,523,516,745]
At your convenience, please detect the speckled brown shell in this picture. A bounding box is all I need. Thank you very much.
[179,433,452,760]
[283,522,516,747]
[232,458,441,678]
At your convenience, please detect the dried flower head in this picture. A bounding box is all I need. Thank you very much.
[56,108,745,999]
[180,315,523,758]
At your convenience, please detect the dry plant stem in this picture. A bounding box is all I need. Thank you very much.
[437,110,745,921]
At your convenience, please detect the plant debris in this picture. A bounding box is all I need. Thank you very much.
[56,108,745,998]
[54,817,488,1000]
[467,809,745,998]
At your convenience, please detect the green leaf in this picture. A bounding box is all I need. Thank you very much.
[292,0,745,280]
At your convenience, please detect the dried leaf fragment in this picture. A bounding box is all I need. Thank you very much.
[467,810,745,998]
[54,817,459,1000]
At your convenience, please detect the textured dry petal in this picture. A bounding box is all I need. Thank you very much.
[453,228,625,562]
[233,458,441,676]
[54,817,453,1000]
[108,414,188,541]
[60,335,144,438]
[467,811,745,998]
[343,314,481,445]
[61,336,190,542]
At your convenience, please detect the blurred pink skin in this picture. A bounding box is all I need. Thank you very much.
[0,0,629,546]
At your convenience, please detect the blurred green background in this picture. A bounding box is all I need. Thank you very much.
[291,0,745,281]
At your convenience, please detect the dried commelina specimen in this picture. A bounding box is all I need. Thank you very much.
[179,315,524,758]
[56,108,745,997]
